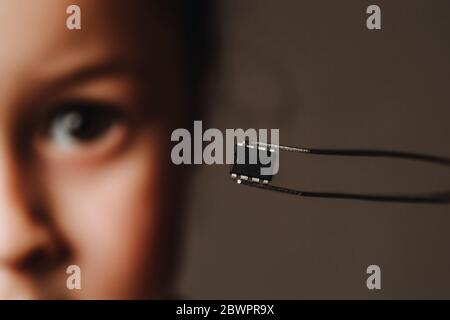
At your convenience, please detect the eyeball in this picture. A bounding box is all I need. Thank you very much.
[36,100,128,161]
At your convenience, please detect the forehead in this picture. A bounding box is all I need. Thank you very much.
[0,0,113,63]
[0,0,180,108]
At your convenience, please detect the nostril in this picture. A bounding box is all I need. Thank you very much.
[18,248,51,274]
[18,244,69,275]
[0,195,71,274]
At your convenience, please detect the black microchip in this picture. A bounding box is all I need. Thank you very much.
[230,140,277,184]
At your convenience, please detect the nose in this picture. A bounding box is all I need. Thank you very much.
[0,141,57,271]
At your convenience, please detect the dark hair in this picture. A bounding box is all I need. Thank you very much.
[137,0,215,118]
[179,0,215,84]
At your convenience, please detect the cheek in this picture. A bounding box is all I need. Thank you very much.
[42,137,164,298]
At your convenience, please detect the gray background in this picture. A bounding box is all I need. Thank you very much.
[178,0,450,299]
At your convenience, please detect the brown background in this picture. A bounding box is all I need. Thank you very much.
[178,0,450,299]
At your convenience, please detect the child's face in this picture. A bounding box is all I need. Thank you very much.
[0,0,183,299]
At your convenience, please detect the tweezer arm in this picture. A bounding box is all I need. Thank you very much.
[232,141,450,205]
[239,179,450,204]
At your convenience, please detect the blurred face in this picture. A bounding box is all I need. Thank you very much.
[0,0,184,299]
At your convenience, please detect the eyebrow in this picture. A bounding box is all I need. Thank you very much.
[18,55,162,121]
[40,59,143,96]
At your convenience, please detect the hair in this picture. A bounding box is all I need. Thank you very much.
[178,0,215,84]
[127,0,215,120]
[139,1,216,294]
[177,0,216,119]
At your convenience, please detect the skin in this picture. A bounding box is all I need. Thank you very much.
[0,0,186,299]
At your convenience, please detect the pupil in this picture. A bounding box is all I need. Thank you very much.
[64,109,108,141]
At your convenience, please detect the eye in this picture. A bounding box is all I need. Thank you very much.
[43,100,125,150]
